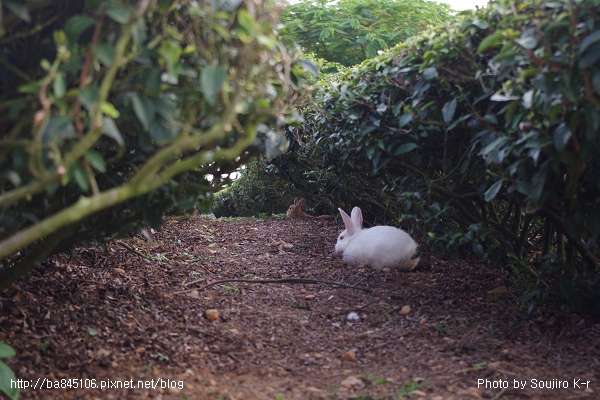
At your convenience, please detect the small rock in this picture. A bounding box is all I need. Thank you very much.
[420,317,428,324]
[228,328,239,335]
[299,320,309,325]
[134,346,146,354]
[340,376,362,388]
[305,295,316,300]
[297,288,308,294]
[399,305,411,316]
[113,268,126,275]
[488,286,507,295]
[382,268,391,272]
[188,290,199,298]
[341,350,356,361]
[585,388,594,394]
[208,379,217,386]
[347,312,360,321]
[314,353,324,359]
[205,309,219,321]
[96,348,111,358]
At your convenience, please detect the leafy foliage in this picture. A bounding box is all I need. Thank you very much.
[276,0,600,310]
[0,341,17,400]
[279,0,454,67]
[211,157,331,218]
[0,0,304,290]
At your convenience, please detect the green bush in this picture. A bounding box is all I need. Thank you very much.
[276,0,600,310]
[0,0,304,291]
[211,156,332,217]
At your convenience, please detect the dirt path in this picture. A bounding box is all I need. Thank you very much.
[1,216,598,399]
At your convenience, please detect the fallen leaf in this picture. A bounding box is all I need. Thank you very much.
[340,375,362,388]
[399,305,411,316]
[341,350,356,361]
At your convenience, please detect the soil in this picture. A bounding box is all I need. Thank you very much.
[1,216,599,400]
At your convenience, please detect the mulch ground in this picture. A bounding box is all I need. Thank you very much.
[1,216,599,399]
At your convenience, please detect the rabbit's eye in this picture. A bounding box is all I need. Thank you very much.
[339,236,344,240]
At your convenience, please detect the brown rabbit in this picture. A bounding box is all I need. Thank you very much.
[286,198,332,218]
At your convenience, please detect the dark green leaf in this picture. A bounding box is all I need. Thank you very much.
[366,44,377,58]
[93,44,116,66]
[65,15,95,45]
[526,164,548,210]
[84,151,106,173]
[237,9,255,35]
[579,30,600,54]
[399,114,413,128]
[5,1,30,23]
[78,86,99,112]
[149,122,176,146]
[103,2,132,24]
[553,123,571,153]
[593,71,600,97]
[516,36,537,49]
[0,359,18,400]
[579,45,600,68]
[131,93,156,132]
[131,18,147,47]
[472,242,484,258]
[102,117,125,148]
[476,33,503,53]
[0,343,16,359]
[394,143,418,155]
[200,65,227,106]
[442,98,457,124]
[53,73,66,99]
[71,163,90,192]
[472,19,488,29]
[423,67,437,80]
[479,137,507,156]
[296,60,319,77]
[484,180,503,202]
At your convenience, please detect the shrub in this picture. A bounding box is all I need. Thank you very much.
[0,0,304,290]
[276,0,600,310]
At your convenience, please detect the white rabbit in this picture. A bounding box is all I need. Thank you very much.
[335,207,420,270]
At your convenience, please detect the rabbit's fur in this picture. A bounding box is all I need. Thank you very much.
[287,198,307,217]
[335,207,420,270]
[287,198,332,219]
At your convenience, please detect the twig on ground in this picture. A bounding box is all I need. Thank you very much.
[171,278,371,295]
[115,240,151,260]
[178,325,215,337]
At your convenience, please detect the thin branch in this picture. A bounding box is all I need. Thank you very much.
[115,240,151,260]
[170,278,372,295]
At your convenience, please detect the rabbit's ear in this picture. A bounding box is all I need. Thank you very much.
[299,198,306,207]
[293,198,299,205]
[350,207,363,228]
[338,208,356,235]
